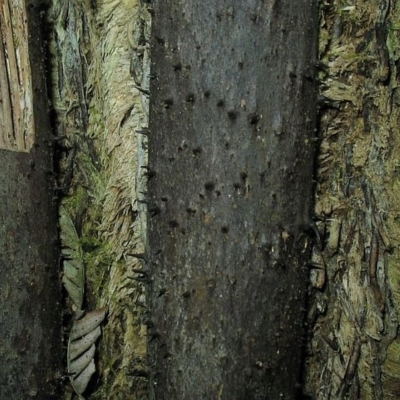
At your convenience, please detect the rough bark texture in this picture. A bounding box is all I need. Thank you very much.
[148,1,318,399]
[305,1,400,399]
[0,1,62,398]
[47,0,150,398]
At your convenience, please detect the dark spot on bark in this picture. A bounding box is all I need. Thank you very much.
[185,64,191,71]
[158,288,167,297]
[163,98,173,109]
[224,142,230,149]
[228,110,238,121]
[217,100,225,107]
[185,93,195,103]
[182,291,190,298]
[145,320,154,328]
[192,147,202,156]
[248,112,260,125]
[180,228,186,235]
[168,220,179,228]
[168,157,175,163]
[238,61,244,70]
[259,171,266,184]
[250,14,258,23]
[221,225,229,233]
[204,181,215,191]
[149,206,161,217]
[215,190,221,196]
[144,170,156,180]
[177,143,188,151]
[196,45,201,50]
[204,90,211,98]
[173,62,182,71]
[240,172,247,181]
[233,183,241,192]
[155,36,165,45]
[186,207,197,215]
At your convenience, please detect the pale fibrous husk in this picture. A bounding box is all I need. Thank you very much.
[305,2,400,399]
[48,0,150,398]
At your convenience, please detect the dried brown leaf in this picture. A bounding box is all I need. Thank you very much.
[70,307,108,341]
[69,326,101,360]
[71,358,96,395]
[67,307,108,397]
[69,344,96,375]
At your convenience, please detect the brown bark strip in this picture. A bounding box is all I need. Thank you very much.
[338,339,361,399]
[369,232,384,311]
[0,23,13,147]
[0,0,34,151]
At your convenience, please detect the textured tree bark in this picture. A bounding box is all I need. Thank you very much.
[305,1,400,399]
[0,1,62,398]
[46,0,151,397]
[148,1,318,399]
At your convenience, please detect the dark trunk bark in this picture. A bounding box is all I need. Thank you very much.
[0,2,62,398]
[148,1,318,399]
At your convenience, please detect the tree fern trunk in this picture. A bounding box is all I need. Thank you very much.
[305,1,400,399]
[148,1,318,398]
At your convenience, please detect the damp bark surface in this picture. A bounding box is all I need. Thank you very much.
[0,2,62,398]
[148,1,318,399]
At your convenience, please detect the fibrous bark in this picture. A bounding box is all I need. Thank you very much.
[305,1,400,399]
[47,0,150,397]
[148,1,318,398]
